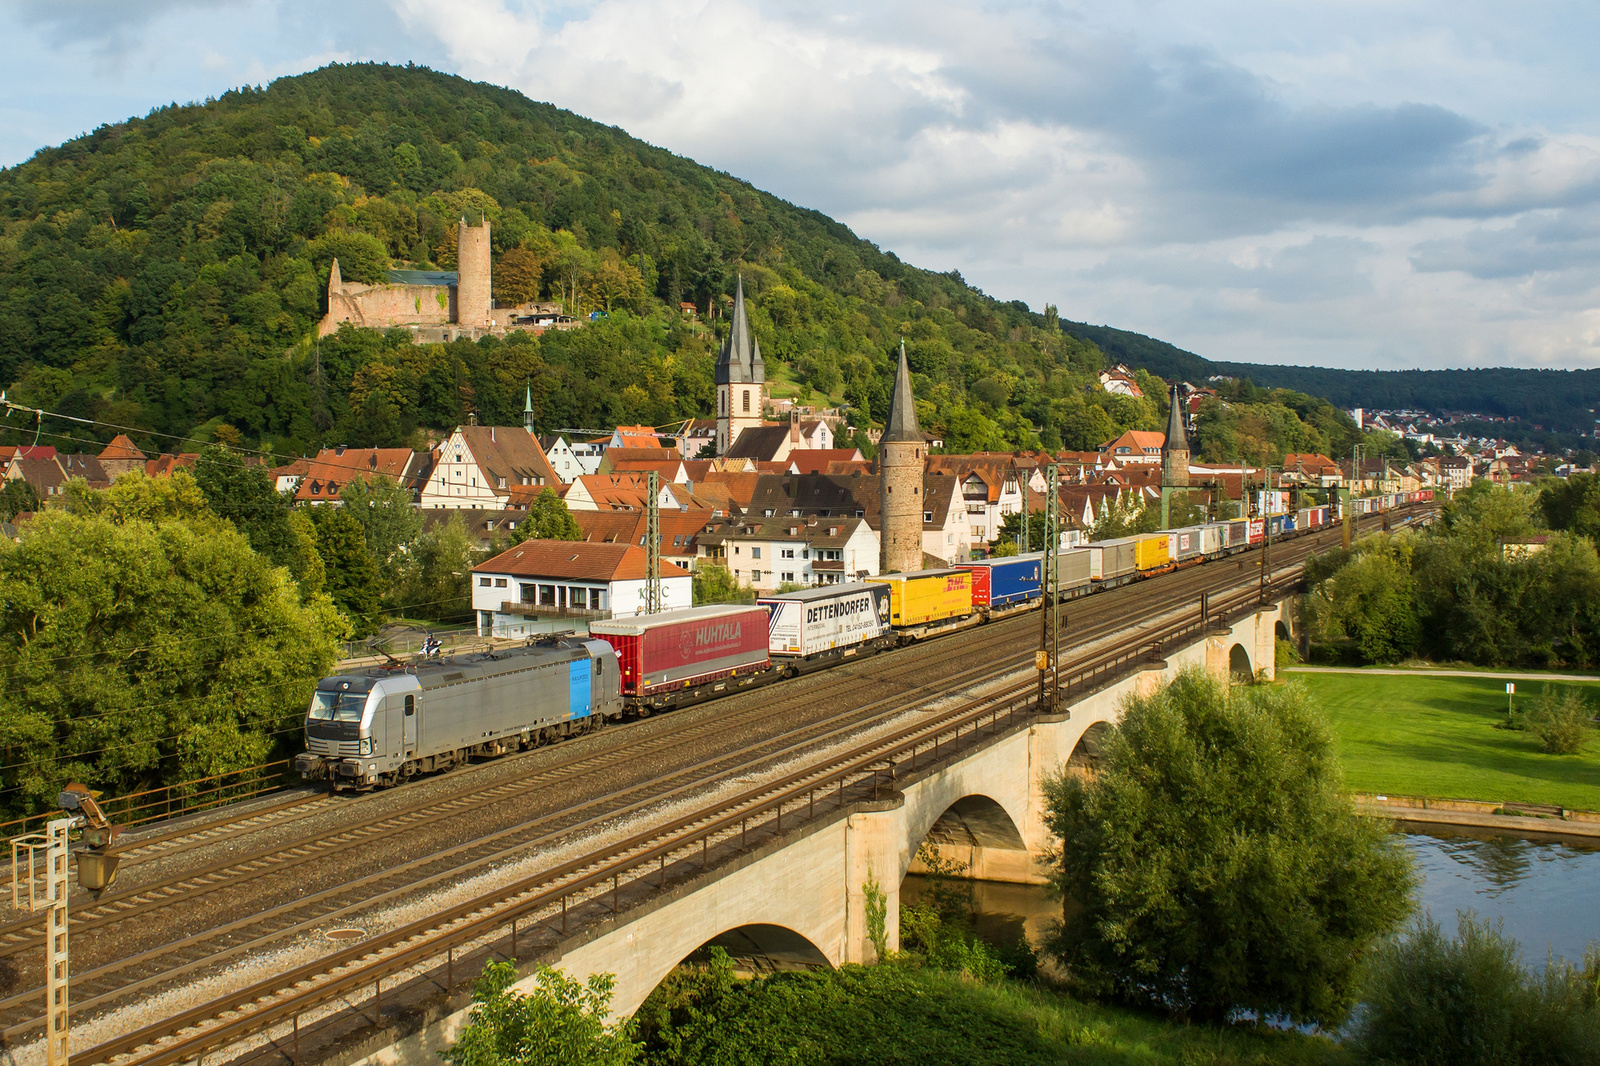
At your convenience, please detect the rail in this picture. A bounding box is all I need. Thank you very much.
[74,572,1307,1066]
[0,762,291,848]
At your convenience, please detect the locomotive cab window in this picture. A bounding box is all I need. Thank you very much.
[404,695,415,716]
[308,691,366,722]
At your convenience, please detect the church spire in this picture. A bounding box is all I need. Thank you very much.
[881,339,921,444]
[714,275,763,386]
[523,384,535,434]
[1164,382,1188,453]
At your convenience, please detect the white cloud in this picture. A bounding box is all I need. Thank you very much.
[2,0,1599,370]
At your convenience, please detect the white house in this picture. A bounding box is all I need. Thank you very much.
[538,435,584,484]
[697,516,879,591]
[471,540,692,637]
[420,425,562,510]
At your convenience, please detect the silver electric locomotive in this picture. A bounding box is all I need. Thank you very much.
[294,638,622,789]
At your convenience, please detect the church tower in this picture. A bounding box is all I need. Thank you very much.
[1162,382,1190,489]
[714,276,766,455]
[879,341,925,574]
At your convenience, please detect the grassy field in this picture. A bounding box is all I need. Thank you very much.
[1292,672,1600,810]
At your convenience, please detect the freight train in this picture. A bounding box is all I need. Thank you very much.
[296,490,1431,787]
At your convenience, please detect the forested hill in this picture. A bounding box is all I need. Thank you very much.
[0,62,1386,462]
[1066,321,1600,435]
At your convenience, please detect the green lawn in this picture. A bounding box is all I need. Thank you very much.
[1292,672,1600,811]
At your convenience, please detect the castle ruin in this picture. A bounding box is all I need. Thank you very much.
[318,218,574,341]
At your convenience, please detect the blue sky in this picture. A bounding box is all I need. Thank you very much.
[3,0,1599,372]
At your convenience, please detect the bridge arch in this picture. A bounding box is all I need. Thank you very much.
[602,920,835,1019]
[1065,720,1113,778]
[1274,619,1291,642]
[1229,642,1253,681]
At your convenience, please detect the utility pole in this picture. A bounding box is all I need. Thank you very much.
[1259,465,1277,604]
[645,470,662,614]
[1036,464,1061,712]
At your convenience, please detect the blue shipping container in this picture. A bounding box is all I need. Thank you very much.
[962,553,1044,607]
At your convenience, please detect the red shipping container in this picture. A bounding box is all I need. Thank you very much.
[590,604,770,696]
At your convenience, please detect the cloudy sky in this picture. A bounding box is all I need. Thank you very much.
[3,0,1599,372]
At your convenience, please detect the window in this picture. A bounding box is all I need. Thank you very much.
[752,547,762,559]
[781,549,795,558]
[800,549,809,559]
[404,695,415,716]
[924,511,933,522]
[782,572,795,582]
[539,584,556,606]
[309,690,367,723]
[479,577,491,587]
[734,546,741,555]
[495,578,507,588]
[498,477,507,489]
[571,588,587,609]
[742,390,751,412]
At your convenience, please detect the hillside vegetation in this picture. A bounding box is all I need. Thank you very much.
[1,62,1382,464]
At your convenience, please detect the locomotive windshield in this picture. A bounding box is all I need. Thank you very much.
[308,691,368,723]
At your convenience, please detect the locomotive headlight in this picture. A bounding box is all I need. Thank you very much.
[359,737,373,755]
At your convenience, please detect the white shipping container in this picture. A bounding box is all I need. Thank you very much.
[1198,523,1225,556]
[1087,539,1139,581]
[759,582,892,658]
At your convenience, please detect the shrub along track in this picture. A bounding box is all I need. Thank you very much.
[0,509,1427,1062]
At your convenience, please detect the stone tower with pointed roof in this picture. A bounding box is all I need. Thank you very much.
[879,341,925,574]
[1162,382,1190,489]
[714,276,766,456]
[523,384,536,435]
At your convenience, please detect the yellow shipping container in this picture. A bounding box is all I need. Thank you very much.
[868,568,973,626]
[1131,533,1171,571]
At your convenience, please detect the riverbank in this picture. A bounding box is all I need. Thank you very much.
[1290,671,1600,811]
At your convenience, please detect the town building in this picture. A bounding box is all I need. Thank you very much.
[1100,430,1166,465]
[471,540,692,637]
[419,425,562,510]
[697,516,878,590]
[272,447,433,504]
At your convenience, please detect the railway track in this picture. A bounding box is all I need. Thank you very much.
[75,563,1338,1066]
[0,507,1429,1065]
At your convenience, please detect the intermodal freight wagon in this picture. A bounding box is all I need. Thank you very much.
[590,604,770,708]
[1087,539,1139,583]
[868,569,974,631]
[759,583,892,664]
[959,555,1045,609]
[1130,533,1172,572]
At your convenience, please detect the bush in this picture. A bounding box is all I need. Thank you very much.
[1043,669,1415,1028]
[443,961,638,1066]
[1353,912,1600,1065]
[1520,686,1594,755]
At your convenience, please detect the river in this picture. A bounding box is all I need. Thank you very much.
[905,825,1600,968]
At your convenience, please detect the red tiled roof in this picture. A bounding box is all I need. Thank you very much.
[99,434,147,461]
[474,539,691,581]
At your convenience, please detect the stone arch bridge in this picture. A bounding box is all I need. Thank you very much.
[352,597,1288,1065]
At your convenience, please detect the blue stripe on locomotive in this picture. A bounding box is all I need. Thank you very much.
[568,658,592,719]
[989,554,1044,607]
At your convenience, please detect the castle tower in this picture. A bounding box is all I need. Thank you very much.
[456,217,492,329]
[714,276,765,455]
[1162,382,1190,489]
[879,341,924,574]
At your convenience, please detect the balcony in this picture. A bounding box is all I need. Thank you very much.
[499,601,609,620]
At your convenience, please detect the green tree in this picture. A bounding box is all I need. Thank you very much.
[1354,913,1600,1066]
[691,561,754,605]
[443,962,637,1066]
[338,475,424,566]
[1540,471,1600,540]
[307,506,383,631]
[0,479,40,521]
[1043,669,1414,1027]
[512,488,581,544]
[191,446,297,568]
[393,514,476,621]
[0,499,343,816]
[1320,538,1420,662]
